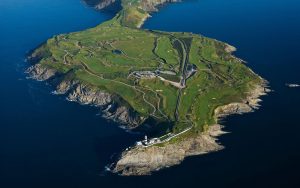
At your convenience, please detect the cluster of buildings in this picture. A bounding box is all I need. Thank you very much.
[130,71,157,79]
[129,69,178,80]
[136,135,162,147]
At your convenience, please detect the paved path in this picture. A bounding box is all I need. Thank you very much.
[172,36,189,121]
[80,61,167,119]
[63,50,70,64]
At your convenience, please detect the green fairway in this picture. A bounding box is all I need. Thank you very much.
[30,0,264,139]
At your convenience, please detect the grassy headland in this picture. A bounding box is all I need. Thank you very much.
[28,0,266,164]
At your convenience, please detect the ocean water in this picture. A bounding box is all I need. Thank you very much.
[0,0,300,187]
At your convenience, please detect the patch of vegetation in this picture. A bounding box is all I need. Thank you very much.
[31,0,263,140]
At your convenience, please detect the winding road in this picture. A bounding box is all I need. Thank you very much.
[80,61,168,119]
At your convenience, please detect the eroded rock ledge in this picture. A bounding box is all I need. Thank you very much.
[111,82,269,176]
[26,0,270,176]
[26,62,269,176]
[215,82,270,119]
[112,124,225,176]
[86,0,180,12]
[26,64,57,81]
[86,0,117,10]
[26,65,144,128]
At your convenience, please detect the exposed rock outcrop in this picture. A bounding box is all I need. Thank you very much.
[112,82,270,176]
[55,79,79,95]
[67,83,112,106]
[84,0,117,10]
[112,124,225,176]
[26,64,144,128]
[245,82,270,109]
[26,0,270,176]
[224,44,237,53]
[64,82,144,127]
[85,0,180,12]
[84,0,180,28]
[214,103,253,119]
[63,81,144,128]
[26,64,57,81]
[138,0,180,12]
[215,82,269,119]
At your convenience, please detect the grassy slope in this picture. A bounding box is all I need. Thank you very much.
[31,0,263,137]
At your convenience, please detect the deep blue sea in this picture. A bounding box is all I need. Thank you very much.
[0,0,300,187]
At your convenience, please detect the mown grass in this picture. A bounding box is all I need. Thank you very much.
[75,70,153,116]
[139,78,178,120]
[155,36,180,68]
[32,9,263,138]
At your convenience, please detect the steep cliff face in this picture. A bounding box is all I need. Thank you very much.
[66,83,143,127]
[112,82,270,176]
[84,0,117,10]
[26,0,270,176]
[138,0,180,12]
[84,0,179,12]
[112,124,225,176]
[26,64,57,81]
[84,0,181,28]
[214,83,269,119]
[26,65,143,128]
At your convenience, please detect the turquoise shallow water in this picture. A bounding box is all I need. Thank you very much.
[1,0,300,187]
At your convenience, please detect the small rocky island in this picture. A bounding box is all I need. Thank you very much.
[27,0,269,175]
[286,83,300,88]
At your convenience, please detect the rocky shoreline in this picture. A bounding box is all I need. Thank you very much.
[111,124,226,176]
[214,81,270,120]
[84,0,180,28]
[26,65,144,129]
[87,0,180,12]
[26,64,57,81]
[26,50,270,176]
[110,81,269,176]
[25,0,270,176]
[84,0,117,10]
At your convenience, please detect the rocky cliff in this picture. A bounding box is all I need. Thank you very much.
[138,0,180,12]
[27,65,144,128]
[84,0,117,10]
[214,82,270,120]
[26,64,57,81]
[26,0,270,176]
[112,124,225,176]
[112,82,270,176]
[84,0,180,12]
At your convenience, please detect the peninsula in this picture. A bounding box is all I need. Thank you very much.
[27,0,269,175]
